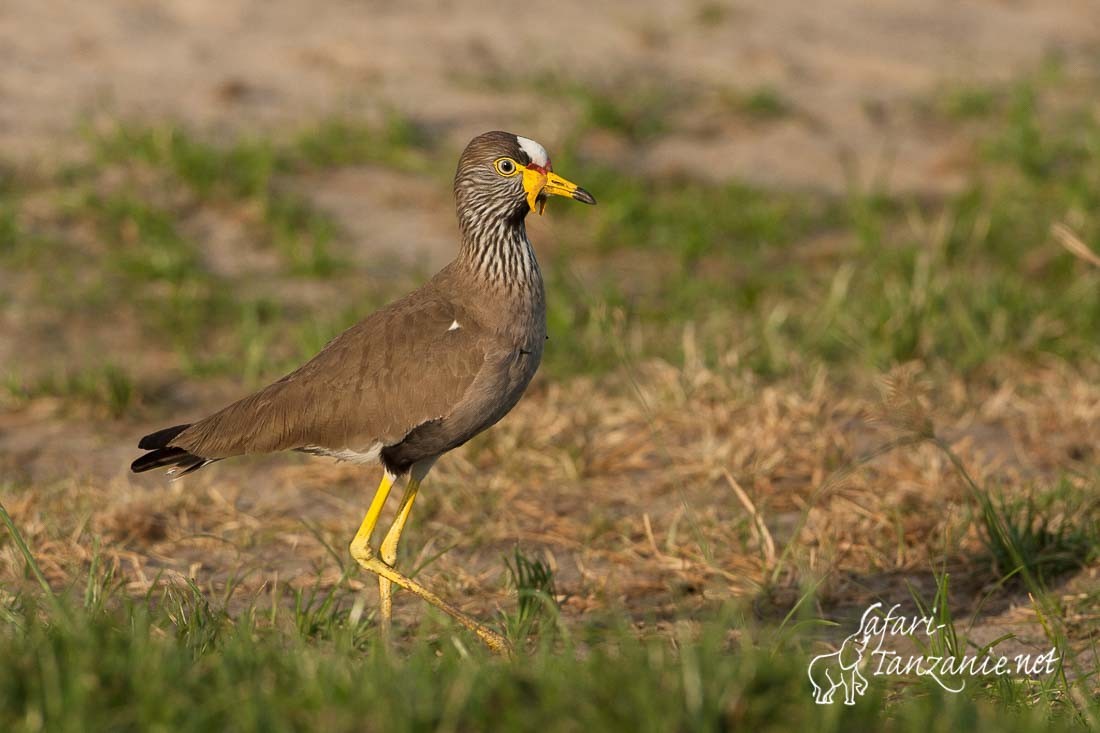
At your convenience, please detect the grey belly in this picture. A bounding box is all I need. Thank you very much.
[379,344,542,474]
[475,344,542,433]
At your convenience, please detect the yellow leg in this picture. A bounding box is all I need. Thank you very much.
[349,470,398,642]
[350,470,397,553]
[377,472,421,637]
[349,460,510,655]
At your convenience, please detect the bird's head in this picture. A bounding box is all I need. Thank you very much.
[454,131,596,228]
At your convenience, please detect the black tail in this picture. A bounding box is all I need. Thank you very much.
[138,423,191,450]
[131,423,210,476]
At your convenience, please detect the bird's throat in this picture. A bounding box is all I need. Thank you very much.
[459,221,543,296]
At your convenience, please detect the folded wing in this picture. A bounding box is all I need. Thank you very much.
[136,290,488,470]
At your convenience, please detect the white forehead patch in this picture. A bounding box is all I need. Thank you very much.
[516,136,549,168]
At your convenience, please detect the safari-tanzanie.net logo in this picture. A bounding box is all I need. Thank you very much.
[807,602,1060,705]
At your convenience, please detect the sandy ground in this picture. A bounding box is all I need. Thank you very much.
[3,0,1099,191]
[3,0,1099,270]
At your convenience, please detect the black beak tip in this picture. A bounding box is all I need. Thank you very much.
[572,187,597,205]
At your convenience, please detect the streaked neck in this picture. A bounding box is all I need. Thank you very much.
[458,218,542,296]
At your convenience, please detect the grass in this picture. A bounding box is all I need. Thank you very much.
[535,76,1100,378]
[469,71,683,142]
[976,478,1099,585]
[502,547,560,642]
[4,72,1097,390]
[92,123,342,276]
[0,204,17,254]
[722,86,793,121]
[0,504,1095,732]
[0,117,429,392]
[4,364,136,418]
[0,599,877,731]
[293,114,434,171]
[3,506,1099,732]
[84,192,205,285]
[3,355,1091,730]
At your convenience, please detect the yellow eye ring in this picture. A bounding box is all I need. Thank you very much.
[493,157,520,177]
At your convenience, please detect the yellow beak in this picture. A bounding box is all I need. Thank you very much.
[521,165,597,215]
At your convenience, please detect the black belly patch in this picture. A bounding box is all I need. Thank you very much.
[380,418,453,475]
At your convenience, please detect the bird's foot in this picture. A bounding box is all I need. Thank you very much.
[350,543,511,656]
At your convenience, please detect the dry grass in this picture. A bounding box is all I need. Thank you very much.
[1053,224,1100,269]
[3,352,1097,654]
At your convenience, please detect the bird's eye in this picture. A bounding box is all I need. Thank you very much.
[494,158,519,176]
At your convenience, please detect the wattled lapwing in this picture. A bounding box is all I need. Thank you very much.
[132,131,595,653]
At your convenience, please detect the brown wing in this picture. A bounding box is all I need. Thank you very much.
[169,289,488,459]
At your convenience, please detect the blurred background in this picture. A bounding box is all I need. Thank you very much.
[1,0,1099,691]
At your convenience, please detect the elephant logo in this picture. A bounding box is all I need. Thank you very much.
[807,604,878,705]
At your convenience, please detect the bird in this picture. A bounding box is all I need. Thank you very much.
[131,131,596,653]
